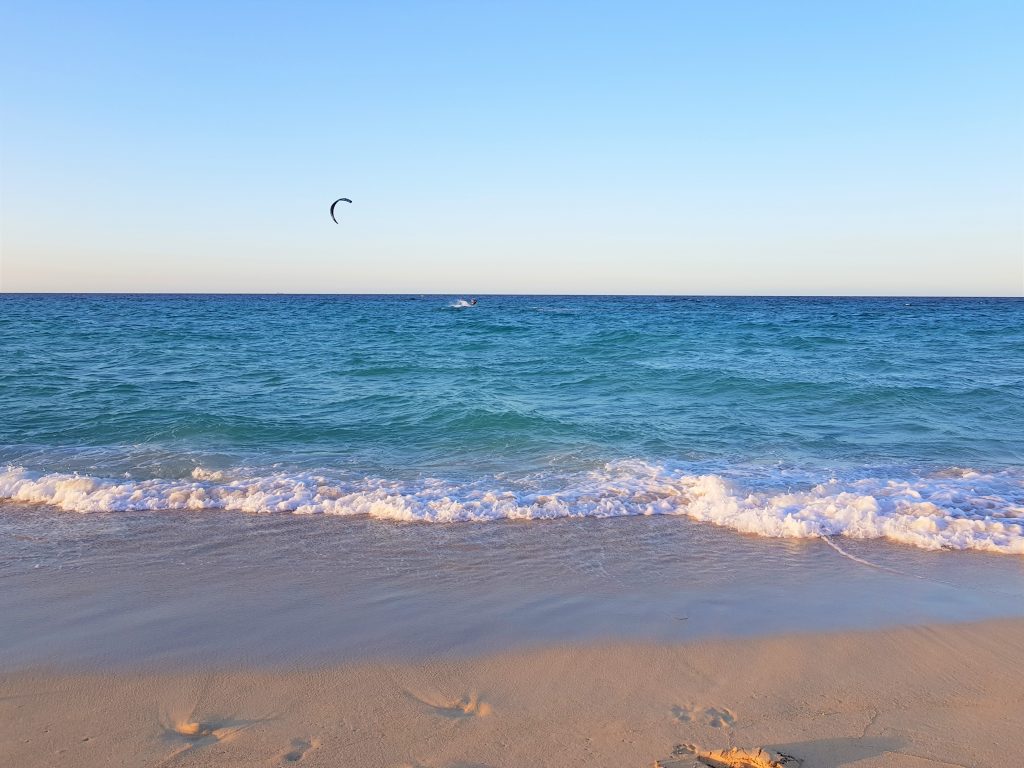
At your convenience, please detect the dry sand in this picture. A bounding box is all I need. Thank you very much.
[3,619,1022,768]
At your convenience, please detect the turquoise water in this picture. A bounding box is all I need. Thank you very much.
[1,295,1022,553]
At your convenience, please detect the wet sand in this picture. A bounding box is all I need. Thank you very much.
[4,619,1023,767]
[3,508,1023,668]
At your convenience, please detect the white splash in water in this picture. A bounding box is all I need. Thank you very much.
[1,462,1022,554]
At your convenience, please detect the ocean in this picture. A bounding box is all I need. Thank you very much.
[1,294,1022,665]
[3,294,1022,549]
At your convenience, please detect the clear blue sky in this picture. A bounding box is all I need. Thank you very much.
[2,1,1021,294]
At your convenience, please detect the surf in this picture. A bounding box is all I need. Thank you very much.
[2,461,1021,554]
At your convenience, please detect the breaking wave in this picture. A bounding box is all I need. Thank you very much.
[1,461,1022,554]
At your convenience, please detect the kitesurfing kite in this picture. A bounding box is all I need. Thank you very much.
[330,197,352,223]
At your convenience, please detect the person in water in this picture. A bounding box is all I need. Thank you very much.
[470,298,477,305]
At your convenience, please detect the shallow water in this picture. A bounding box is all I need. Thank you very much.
[2,504,1022,668]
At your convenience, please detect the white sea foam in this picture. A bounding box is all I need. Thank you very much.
[1,462,1022,554]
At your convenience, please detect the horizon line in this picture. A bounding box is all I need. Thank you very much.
[1,292,1022,299]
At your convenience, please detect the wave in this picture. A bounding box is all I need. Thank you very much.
[1,461,1022,554]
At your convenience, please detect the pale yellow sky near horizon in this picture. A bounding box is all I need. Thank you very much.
[2,227,1022,295]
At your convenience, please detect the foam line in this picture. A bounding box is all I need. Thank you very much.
[2,461,1022,554]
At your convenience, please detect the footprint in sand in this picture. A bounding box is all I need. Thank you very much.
[671,704,736,729]
[407,691,492,719]
[281,737,318,763]
[160,717,261,759]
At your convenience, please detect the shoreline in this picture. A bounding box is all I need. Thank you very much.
[5,618,1023,767]
[4,509,1023,671]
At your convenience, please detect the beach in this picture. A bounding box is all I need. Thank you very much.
[3,505,1024,766]
[5,0,1022,761]
[2,295,1022,766]
[5,620,1023,767]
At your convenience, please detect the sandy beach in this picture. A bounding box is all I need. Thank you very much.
[4,0,1022,762]
[4,619,1022,767]
[3,503,1023,766]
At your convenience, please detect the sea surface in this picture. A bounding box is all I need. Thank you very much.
[1,295,1023,665]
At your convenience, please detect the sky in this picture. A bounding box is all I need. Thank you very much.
[1,1,1021,295]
